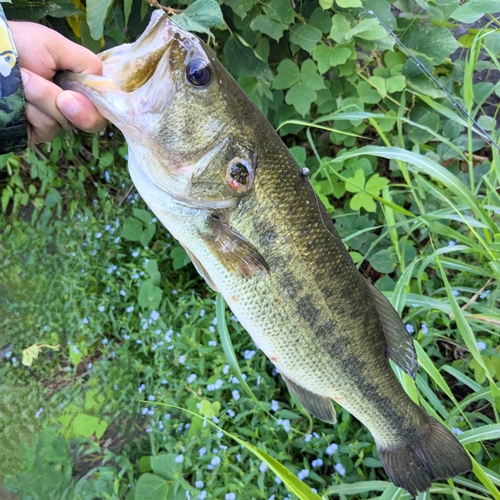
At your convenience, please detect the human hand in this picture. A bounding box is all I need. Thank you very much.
[8,22,107,146]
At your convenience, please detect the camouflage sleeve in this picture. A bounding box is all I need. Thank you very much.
[0,4,28,154]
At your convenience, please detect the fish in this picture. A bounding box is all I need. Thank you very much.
[56,10,471,496]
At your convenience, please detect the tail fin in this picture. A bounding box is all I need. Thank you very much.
[378,414,471,496]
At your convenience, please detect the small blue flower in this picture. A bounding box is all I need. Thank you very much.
[312,458,323,468]
[136,340,143,344]
[223,364,230,374]
[275,476,282,485]
[35,407,43,418]
[195,481,204,488]
[271,400,279,412]
[452,427,463,435]
[421,322,429,335]
[161,379,168,385]
[480,290,491,299]
[119,289,126,297]
[452,289,460,296]
[232,390,240,401]
[178,355,186,364]
[406,324,415,334]
[225,493,236,500]
[148,395,155,401]
[244,349,256,360]
[211,456,221,466]
[208,340,217,347]
[174,455,184,463]
[334,463,346,476]
[150,310,160,321]
[141,407,148,415]
[326,443,338,455]
[126,306,134,313]
[198,492,207,500]
[98,305,105,312]
[82,318,89,324]
[199,447,207,457]
[476,341,486,350]
[200,309,206,317]
[259,462,268,473]
[448,240,456,246]
[102,338,108,345]
[187,374,197,383]
[297,469,309,480]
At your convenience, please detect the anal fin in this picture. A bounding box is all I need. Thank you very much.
[281,373,336,424]
[202,215,270,278]
[366,280,418,379]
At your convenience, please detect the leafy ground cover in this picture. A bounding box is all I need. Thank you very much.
[1,0,500,499]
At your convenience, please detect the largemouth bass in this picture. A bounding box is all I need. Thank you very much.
[57,10,471,496]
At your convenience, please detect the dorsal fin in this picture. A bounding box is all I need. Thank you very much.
[366,281,418,379]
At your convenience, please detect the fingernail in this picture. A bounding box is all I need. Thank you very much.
[58,93,81,116]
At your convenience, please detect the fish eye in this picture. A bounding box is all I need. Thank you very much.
[186,59,211,87]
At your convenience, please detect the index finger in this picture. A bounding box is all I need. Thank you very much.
[9,21,103,79]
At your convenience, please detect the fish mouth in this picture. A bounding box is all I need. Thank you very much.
[55,10,189,123]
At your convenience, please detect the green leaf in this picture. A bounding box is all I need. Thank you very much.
[319,0,334,9]
[224,0,257,18]
[369,248,398,273]
[345,169,365,193]
[250,15,285,40]
[357,81,382,104]
[386,75,406,93]
[368,76,387,98]
[336,0,362,7]
[301,60,325,91]
[86,0,113,40]
[121,217,144,242]
[135,474,169,500]
[350,191,377,212]
[223,36,273,81]
[138,281,163,310]
[72,414,108,439]
[365,173,389,195]
[286,82,317,116]
[346,18,386,41]
[313,45,352,73]
[151,454,183,481]
[124,0,133,26]
[262,0,295,25]
[402,23,460,65]
[141,224,157,247]
[290,24,322,53]
[170,246,191,270]
[273,59,301,89]
[133,208,152,225]
[450,0,500,24]
[329,14,351,43]
[172,0,223,36]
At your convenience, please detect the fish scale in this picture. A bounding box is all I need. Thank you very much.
[57,9,472,496]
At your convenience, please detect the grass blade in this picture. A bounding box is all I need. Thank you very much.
[152,402,322,500]
[216,294,263,407]
[328,146,497,234]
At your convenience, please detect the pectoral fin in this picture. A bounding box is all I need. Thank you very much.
[281,373,336,424]
[184,247,219,292]
[366,280,418,379]
[202,215,270,278]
